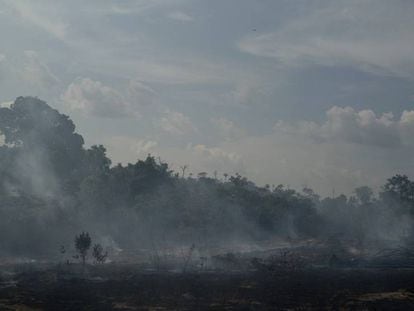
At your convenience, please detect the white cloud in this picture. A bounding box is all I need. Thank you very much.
[62,78,131,118]
[167,10,194,22]
[0,100,13,108]
[132,59,231,85]
[211,117,245,141]
[158,110,198,136]
[61,78,155,118]
[399,110,414,143]
[274,106,414,148]
[0,51,60,94]
[192,144,242,164]
[185,144,244,176]
[225,80,269,107]
[136,139,158,154]
[239,0,414,77]
[2,0,68,40]
[154,143,245,178]
[127,80,156,107]
[20,50,60,89]
[103,136,158,164]
[101,136,244,178]
[191,106,414,195]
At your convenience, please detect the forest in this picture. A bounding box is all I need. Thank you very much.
[0,96,412,259]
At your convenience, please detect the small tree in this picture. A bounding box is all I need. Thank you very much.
[92,243,108,264]
[75,232,92,266]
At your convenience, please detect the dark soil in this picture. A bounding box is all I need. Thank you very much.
[0,265,413,310]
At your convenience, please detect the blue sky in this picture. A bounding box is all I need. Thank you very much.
[1,0,414,195]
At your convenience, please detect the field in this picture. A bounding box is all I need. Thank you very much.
[0,262,413,310]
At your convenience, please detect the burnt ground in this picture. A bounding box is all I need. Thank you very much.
[0,265,413,310]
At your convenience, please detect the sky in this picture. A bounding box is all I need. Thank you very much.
[0,0,414,196]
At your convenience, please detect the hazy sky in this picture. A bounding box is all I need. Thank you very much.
[1,0,414,195]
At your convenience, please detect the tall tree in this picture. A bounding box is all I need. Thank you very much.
[0,97,85,181]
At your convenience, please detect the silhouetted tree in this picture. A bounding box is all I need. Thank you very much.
[354,186,374,205]
[75,232,92,266]
[92,243,108,264]
[383,175,414,202]
[180,165,188,178]
[0,97,84,175]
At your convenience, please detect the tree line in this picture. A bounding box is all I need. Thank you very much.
[0,97,412,257]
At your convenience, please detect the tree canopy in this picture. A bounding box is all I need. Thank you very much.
[0,97,412,257]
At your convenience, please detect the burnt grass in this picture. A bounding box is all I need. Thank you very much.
[0,265,413,310]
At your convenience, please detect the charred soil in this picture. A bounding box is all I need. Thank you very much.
[0,265,413,310]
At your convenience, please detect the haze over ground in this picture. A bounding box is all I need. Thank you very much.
[1,0,414,195]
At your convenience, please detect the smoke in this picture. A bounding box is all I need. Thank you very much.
[0,97,412,263]
[317,194,413,251]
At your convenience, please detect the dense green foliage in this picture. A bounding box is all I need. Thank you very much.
[0,97,412,257]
